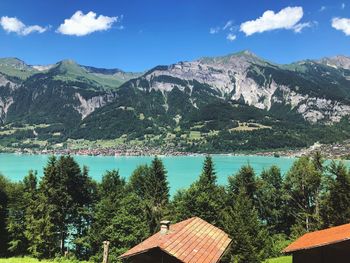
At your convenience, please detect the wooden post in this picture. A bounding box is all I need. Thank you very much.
[102,241,110,263]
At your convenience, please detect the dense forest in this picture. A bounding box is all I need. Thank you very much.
[1,154,350,262]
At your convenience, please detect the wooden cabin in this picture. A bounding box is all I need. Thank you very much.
[120,217,232,263]
[284,223,350,263]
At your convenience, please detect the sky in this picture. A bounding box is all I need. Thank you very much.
[0,0,350,72]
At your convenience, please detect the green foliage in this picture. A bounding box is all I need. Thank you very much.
[222,190,271,263]
[257,166,288,234]
[0,175,10,256]
[89,170,149,262]
[284,157,323,233]
[322,161,350,226]
[171,156,226,226]
[28,156,96,259]
[228,165,257,201]
[2,153,350,262]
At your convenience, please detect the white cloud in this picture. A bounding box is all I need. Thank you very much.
[0,16,47,36]
[342,3,346,9]
[319,6,326,12]
[240,6,304,36]
[209,27,220,34]
[293,21,316,33]
[226,33,236,41]
[332,17,350,35]
[57,11,118,36]
[223,20,233,30]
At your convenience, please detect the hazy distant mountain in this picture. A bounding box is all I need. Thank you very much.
[1,51,350,152]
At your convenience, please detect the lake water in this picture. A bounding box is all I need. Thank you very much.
[0,153,297,195]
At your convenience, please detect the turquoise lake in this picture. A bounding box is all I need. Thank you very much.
[0,153,298,195]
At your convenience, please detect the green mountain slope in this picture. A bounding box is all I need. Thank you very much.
[1,52,350,153]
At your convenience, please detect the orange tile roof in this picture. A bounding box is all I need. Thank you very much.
[284,223,350,253]
[120,217,232,263]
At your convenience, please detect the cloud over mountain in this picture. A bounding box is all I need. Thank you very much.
[240,6,304,36]
[332,17,350,36]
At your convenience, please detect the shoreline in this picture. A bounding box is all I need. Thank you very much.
[1,140,349,159]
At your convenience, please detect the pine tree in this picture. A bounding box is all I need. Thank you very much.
[0,175,9,257]
[257,166,287,234]
[128,165,149,199]
[29,155,96,259]
[89,170,149,262]
[6,179,27,255]
[143,157,169,233]
[198,155,217,189]
[228,164,258,202]
[284,157,322,233]
[145,156,169,205]
[171,156,226,225]
[222,189,270,263]
[324,161,350,226]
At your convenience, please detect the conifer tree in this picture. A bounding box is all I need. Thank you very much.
[29,156,95,258]
[143,157,169,233]
[323,161,350,226]
[228,164,258,202]
[172,156,226,225]
[89,170,149,261]
[0,175,9,256]
[257,166,287,234]
[6,178,27,255]
[284,157,322,233]
[222,189,270,263]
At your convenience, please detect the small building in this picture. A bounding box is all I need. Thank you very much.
[120,217,232,263]
[284,223,350,263]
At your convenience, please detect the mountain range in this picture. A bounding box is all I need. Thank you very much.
[1,51,350,153]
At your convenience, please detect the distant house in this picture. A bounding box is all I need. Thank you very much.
[120,217,232,263]
[284,223,350,263]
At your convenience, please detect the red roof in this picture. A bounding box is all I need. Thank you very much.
[120,217,232,263]
[284,223,350,253]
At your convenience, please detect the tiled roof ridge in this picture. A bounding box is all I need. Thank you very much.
[120,216,232,263]
[284,223,350,253]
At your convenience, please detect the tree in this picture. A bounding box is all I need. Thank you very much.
[198,155,217,188]
[144,157,169,233]
[171,156,226,226]
[257,166,287,234]
[6,179,27,255]
[28,156,96,259]
[89,170,149,262]
[0,175,10,257]
[284,157,322,233]
[145,156,169,205]
[322,161,350,226]
[23,171,39,256]
[228,164,257,202]
[221,189,270,263]
[128,165,150,199]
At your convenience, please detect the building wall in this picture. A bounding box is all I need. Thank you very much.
[124,248,181,263]
[293,240,350,263]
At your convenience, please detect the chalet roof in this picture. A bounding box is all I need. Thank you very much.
[120,217,232,263]
[284,223,350,253]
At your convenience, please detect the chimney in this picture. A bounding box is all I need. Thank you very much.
[160,220,171,234]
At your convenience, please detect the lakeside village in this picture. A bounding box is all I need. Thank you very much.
[2,139,350,159]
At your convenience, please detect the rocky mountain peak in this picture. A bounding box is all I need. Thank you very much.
[318,55,350,69]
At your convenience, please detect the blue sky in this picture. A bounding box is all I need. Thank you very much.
[0,0,349,71]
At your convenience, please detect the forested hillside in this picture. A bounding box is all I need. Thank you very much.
[2,52,350,153]
[1,154,350,262]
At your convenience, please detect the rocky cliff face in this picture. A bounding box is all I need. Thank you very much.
[124,51,350,124]
[1,51,350,132]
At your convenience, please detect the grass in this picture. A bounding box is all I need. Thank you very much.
[0,257,90,263]
[264,256,292,263]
